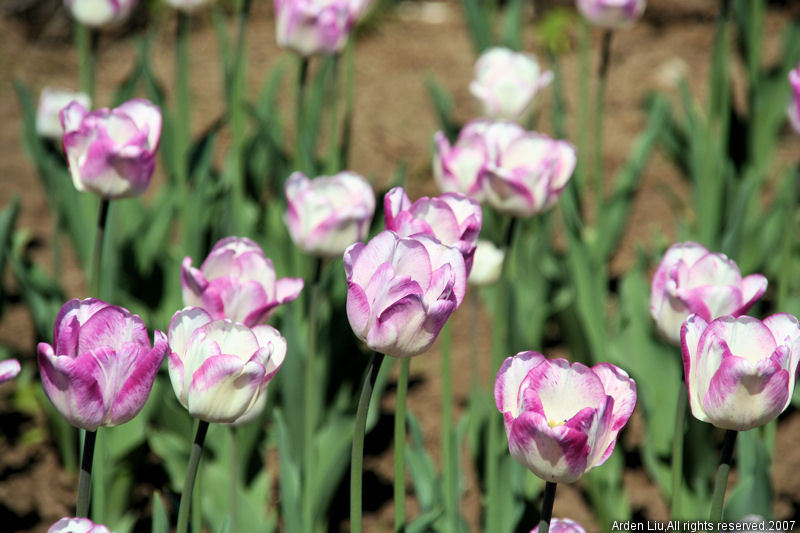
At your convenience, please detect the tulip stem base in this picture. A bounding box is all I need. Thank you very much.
[709,429,737,522]
[537,481,558,533]
[177,420,210,533]
[76,429,97,517]
[394,358,410,533]
[350,352,385,533]
[671,381,688,519]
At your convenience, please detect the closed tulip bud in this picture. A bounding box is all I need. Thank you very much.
[181,237,304,327]
[274,0,364,56]
[163,0,212,11]
[48,517,113,533]
[467,239,505,286]
[681,314,800,431]
[495,351,636,483]
[37,299,168,431]
[64,0,137,28]
[344,230,466,358]
[788,64,800,134]
[531,518,587,533]
[285,171,375,257]
[470,47,553,122]
[61,99,162,199]
[650,242,767,344]
[0,359,21,385]
[384,187,482,274]
[36,88,91,140]
[167,308,286,423]
[576,0,646,28]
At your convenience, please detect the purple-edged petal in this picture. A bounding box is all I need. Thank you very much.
[109,332,167,425]
[591,363,637,431]
[168,307,213,359]
[187,354,267,423]
[737,274,768,314]
[0,359,21,384]
[494,351,547,416]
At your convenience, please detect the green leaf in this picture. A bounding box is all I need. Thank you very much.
[151,492,170,533]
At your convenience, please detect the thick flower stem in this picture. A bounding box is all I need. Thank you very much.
[76,429,97,517]
[709,429,737,522]
[90,199,110,299]
[671,382,688,518]
[537,482,558,533]
[394,358,410,533]
[296,57,312,174]
[303,257,324,532]
[229,0,251,233]
[177,420,210,533]
[350,352,385,533]
[440,323,458,533]
[593,30,613,233]
[229,427,238,533]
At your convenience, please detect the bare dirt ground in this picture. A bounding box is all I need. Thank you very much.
[1,0,800,531]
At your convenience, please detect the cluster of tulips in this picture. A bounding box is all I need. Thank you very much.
[4,0,800,532]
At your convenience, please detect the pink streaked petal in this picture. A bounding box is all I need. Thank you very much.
[188,355,266,423]
[392,237,433,290]
[77,305,147,355]
[199,320,260,359]
[180,257,208,306]
[408,198,463,245]
[494,351,548,416]
[215,279,271,325]
[703,316,776,363]
[763,312,800,396]
[520,358,606,425]
[585,395,617,468]
[251,325,287,382]
[415,235,466,306]
[346,282,372,337]
[275,277,304,305]
[38,344,105,431]
[115,98,162,150]
[737,274,768,314]
[686,253,741,288]
[0,359,21,384]
[383,187,412,231]
[366,296,429,357]
[348,231,399,287]
[591,363,637,431]
[109,332,167,425]
[168,350,188,408]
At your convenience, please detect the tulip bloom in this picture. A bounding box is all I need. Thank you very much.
[167,307,286,423]
[495,351,636,483]
[650,242,767,344]
[64,0,137,28]
[344,231,466,358]
[681,314,800,431]
[576,0,646,28]
[37,299,168,431]
[274,0,365,56]
[0,359,21,385]
[531,518,587,533]
[48,517,113,533]
[384,187,482,274]
[788,64,800,134]
[36,88,91,140]
[60,99,162,199]
[470,47,553,122]
[285,171,375,256]
[181,237,304,327]
[467,240,505,286]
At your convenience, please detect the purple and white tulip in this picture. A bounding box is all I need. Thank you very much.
[0,359,21,385]
[681,313,800,431]
[37,299,168,431]
[531,518,587,533]
[48,517,113,533]
[495,351,636,483]
[650,242,767,344]
[60,98,161,199]
[285,171,375,257]
[167,307,287,424]
[36,88,91,140]
[64,0,137,28]
[384,187,482,274]
[181,236,304,327]
[788,64,800,135]
[274,0,365,56]
[344,230,466,358]
[467,239,505,286]
[470,47,553,122]
[576,0,646,28]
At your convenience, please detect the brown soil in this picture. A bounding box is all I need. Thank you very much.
[1,1,800,532]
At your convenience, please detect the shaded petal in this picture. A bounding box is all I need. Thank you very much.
[188,355,266,423]
[110,331,167,425]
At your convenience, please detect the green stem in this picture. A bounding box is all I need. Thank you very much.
[303,258,324,532]
[469,290,479,391]
[296,57,311,173]
[76,429,97,517]
[90,199,110,299]
[350,352,385,533]
[537,482,557,533]
[229,0,251,233]
[670,381,688,519]
[441,323,458,533]
[593,30,613,232]
[325,54,342,174]
[576,19,591,197]
[229,427,238,533]
[76,25,97,102]
[91,430,106,524]
[709,429,737,522]
[177,420,210,533]
[394,358,410,533]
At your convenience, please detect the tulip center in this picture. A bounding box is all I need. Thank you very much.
[548,419,566,428]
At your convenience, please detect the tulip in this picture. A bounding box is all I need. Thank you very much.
[37,298,167,431]
[531,518,587,533]
[650,242,767,344]
[470,47,553,122]
[344,230,466,358]
[467,239,505,286]
[274,0,364,56]
[681,313,800,431]
[167,307,286,423]
[36,88,91,140]
[495,351,636,483]
[64,0,137,28]
[576,0,646,28]
[384,187,482,274]
[60,98,162,199]
[0,359,21,385]
[181,236,304,327]
[285,171,375,256]
[164,0,212,11]
[48,517,113,533]
[788,64,800,135]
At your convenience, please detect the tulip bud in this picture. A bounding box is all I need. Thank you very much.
[495,351,636,483]
[167,307,286,423]
[61,98,162,199]
[0,359,21,385]
[467,240,505,286]
[274,0,365,56]
[650,242,767,344]
[344,230,466,358]
[181,236,304,327]
[788,64,800,134]
[384,187,482,274]
[681,313,800,431]
[470,47,553,122]
[36,88,91,140]
[64,0,137,28]
[48,517,113,533]
[285,171,375,257]
[37,299,168,431]
[531,518,587,533]
[576,0,646,28]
